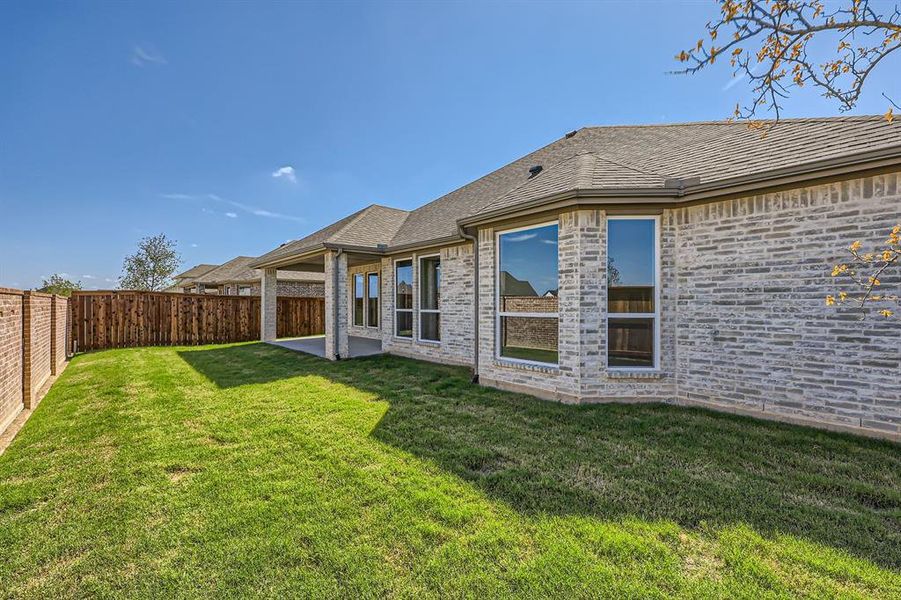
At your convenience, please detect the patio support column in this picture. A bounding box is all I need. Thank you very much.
[324,250,349,360]
[261,267,277,341]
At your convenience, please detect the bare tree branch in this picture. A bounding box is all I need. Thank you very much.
[674,1,901,125]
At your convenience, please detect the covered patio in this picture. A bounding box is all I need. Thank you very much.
[270,335,382,359]
[257,246,384,361]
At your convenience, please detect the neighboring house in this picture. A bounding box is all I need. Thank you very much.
[191,256,324,297]
[251,116,901,441]
[167,257,324,297]
[165,263,218,293]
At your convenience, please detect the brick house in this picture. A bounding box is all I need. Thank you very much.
[170,256,324,297]
[251,117,901,440]
[166,263,218,293]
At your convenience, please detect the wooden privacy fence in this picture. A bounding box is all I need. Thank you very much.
[69,291,324,353]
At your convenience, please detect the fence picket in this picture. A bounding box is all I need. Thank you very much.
[68,291,324,353]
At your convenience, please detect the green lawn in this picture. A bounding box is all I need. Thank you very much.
[0,343,899,598]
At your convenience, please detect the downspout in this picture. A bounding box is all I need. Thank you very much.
[333,248,343,360]
[457,224,479,383]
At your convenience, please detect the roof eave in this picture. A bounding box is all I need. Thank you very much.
[458,144,901,228]
[250,244,328,269]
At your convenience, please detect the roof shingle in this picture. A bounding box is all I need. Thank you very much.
[255,116,901,264]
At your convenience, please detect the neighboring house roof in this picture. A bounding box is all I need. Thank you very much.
[174,264,218,280]
[254,116,901,266]
[195,256,325,285]
[500,272,538,297]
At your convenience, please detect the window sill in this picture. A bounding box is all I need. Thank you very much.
[606,369,664,380]
[417,339,441,346]
[493,358,560,374]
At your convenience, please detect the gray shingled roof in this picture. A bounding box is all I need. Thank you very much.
[174,264,218,280]
[195,256,324,284]
[255,116,901,264]
[253,204,408,266]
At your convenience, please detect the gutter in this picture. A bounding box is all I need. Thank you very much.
[457,224,479,383]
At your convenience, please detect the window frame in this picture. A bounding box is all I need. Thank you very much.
[237,285,252,296]
[417,253,441,344]
[393,257,414,339]
[366,271,379,329]
[606,215,661,371]
[495,220,560,368]
[352,273,365,327]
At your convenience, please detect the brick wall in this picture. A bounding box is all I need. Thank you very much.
[500,296,558,350]
[380,243,475,366]
[221,281,324,297]
[53,296,67,374]
[26,294,52,401]
[472,174,897,438]
[0,289,24,433]
[673,173,901,435]
[0,289,70,434]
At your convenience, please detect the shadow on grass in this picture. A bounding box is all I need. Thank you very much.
[179,343,901,569]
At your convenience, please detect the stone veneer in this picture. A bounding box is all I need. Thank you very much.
[364,173,899,440]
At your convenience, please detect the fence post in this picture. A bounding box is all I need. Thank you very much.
[22,291,34,409]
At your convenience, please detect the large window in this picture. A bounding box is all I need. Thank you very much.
[607,217,659,369]
[395,259,413,338]
[367,272,379,328]
[353,273,364,326]
[419,255,440,342]
[497,223,559,365]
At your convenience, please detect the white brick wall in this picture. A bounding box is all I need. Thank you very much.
[380,244,474,367]
[673,173,901,435]
[373,173,899,439]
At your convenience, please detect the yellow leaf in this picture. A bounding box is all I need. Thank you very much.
[886,108,895,124]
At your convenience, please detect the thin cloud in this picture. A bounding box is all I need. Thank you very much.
[131,45,167,67]
[162,192,306,223]
[82,274,96,279]
[722,72,747,91]
[190,243,199,248]
[272,166,297,183]
[506,233,537,242]
[541,239,558,245]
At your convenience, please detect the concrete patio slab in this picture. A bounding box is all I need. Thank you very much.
[269,335,382,359]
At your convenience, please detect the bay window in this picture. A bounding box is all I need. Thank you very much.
[419,255,440,342]
[607,216,659,369]
[395,259,413,338]
[496,222,559,365]
[353,273,364,326]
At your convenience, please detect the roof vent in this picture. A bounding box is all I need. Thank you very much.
[565,130,578,138]
[528,165,543,178]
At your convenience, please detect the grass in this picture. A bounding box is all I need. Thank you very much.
[0,343,899,598]
[499,345,559,364]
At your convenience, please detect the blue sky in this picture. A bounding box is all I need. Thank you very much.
[1,1,898,289]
